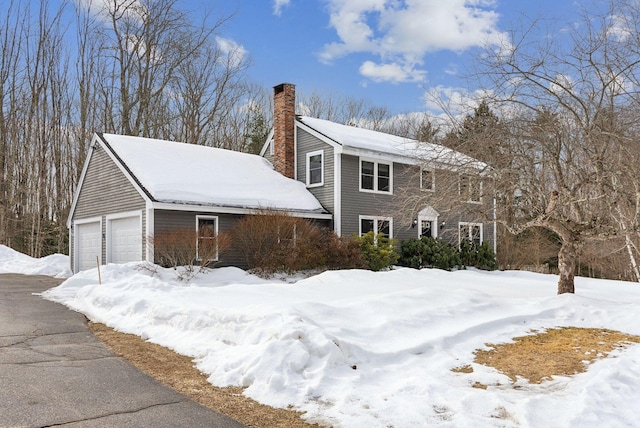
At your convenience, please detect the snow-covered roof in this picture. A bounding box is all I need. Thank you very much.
[298,116,486,169]
[99,133,326,213]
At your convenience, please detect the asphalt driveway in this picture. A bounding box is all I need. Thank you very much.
[0,273,245,427]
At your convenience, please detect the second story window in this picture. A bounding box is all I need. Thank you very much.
[459,173,482,203]
[360,159,392,193]
[306,150,323,187]
[420,168,434,191]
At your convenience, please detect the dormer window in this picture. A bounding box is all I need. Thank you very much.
[360,159,392,194]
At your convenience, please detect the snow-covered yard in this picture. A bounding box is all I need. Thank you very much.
[2,245,640,427]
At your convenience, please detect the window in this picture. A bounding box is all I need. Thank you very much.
[306,150,323,187]
[359,216,392,238]
[420,168,434,191]
[360,159,392,193]
[459,222,482,247]
[196,216,218,261]
[269,140,274,156]
[459,174,482,203]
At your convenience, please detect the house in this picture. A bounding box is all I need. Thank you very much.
[68,82,494,273]
[261,83,495,250]
[67,133,330,273]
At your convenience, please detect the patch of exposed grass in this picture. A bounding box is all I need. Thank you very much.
[89,322,323,428]
[451,364,474,374]
[473,327,640,384]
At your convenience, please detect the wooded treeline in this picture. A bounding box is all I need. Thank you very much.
[0,0,271,257]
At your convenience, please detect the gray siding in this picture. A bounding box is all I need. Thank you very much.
[340,154,414,239]
[295,128,335,216]
[70,144,146,268]
[154,209,246,268]
[340,155,496,250]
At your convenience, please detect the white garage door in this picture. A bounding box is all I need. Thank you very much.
[109,215,142,264]
[76,221,101,272]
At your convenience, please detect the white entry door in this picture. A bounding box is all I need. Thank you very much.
[108,215,142,264]
[76,221,101,272]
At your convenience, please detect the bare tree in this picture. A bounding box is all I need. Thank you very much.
[467,0,640,293]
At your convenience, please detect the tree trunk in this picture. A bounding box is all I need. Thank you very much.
[557,241,577,294]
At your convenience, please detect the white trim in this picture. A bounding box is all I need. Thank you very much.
[196,215,219,261]
[493,197,497,253]
[296,121,343,151]
[306,149,324,187]
[98,135,154,205]
[146,202,154,262]
[459,173,483,204]
[420,168,435,192]
[105,210,143,264]
[333,152,342,236]
[294,124,298,181]
[259,129,275,157]
[358,215,394,238]
[73,216,103,273]
[417,206,439,239]
[150,202,332,220]
[67,137,99,228]
[359,158,393,195]
[458,222,483,246]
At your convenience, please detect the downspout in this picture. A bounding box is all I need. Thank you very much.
[493,197,497,253]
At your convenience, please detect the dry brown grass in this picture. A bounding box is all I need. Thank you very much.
[466,327,640,385]
[89,322,324,428]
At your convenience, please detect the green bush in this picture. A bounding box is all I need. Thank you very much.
[398,237,460,270]
[399,237,497,271]
[474,241,499,270]
[355,231,399,271]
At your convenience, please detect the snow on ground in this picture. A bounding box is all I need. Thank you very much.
[0,245,71,278]
[42,263,640,427]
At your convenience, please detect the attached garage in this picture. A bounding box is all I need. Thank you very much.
[107,212,142,264]
[75,219,102,272]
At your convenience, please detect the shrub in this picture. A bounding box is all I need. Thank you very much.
[319,229,366,270]
[398,237,460,271]
[399,237,497,271]
[474,241,499,270]
[149,228,231,280]
[231,210,365,275]
[355,231,399,272]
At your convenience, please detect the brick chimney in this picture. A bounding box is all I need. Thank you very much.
[273,83,296,179]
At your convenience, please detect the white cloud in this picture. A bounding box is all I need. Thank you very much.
[359,60,426,83]
[273,0,291,16]
[216,37,248,68]
[423,85,493,115]
[606,14,632,42]
[73,0,145,24]
[319,0,510,84]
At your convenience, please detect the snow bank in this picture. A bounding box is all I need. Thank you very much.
[43,265,640,427]
[0,245,71,278]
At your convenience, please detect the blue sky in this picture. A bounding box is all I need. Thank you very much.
[62,0,581,115]
[213,0,579,114]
